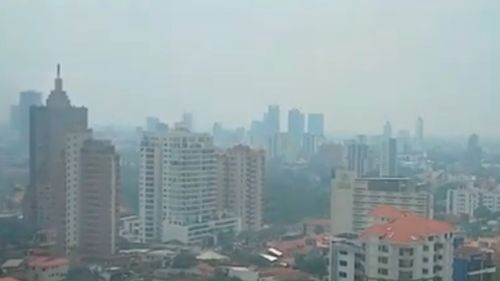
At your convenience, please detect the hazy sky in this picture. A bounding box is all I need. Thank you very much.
[1,0,499,136]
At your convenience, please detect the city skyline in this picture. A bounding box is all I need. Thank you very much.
[1,0,500,136]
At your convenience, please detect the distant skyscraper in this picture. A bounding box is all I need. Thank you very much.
[9,105,19,131]
[415,117,424,151]
[307,113,324,136]
[146,117,160,131]
[346,138,369,177]
[27,65,88,254]
[380,137,398,177]
[139,129,240,244]
[182,112,194,132]
[10,90,43,153]
[265,105,280,135]
[383,121,392,138]
[65,131,120,258]
[465,134,482,172]
[217,145,265,231]
[397,129,411,154]
[288,108,305,144]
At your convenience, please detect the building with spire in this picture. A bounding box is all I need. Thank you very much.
[26,65,88,254]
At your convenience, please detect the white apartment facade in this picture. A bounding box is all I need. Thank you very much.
[217,145,265,231]
[139,129,240,244]
[119,215,143,243]
[446,181,500,217]
[330,207,455,281]
[331,170,433,235]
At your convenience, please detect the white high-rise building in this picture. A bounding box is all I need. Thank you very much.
[331,170,433,235]
[330,206,455,281]
[139,129,240,244]
[217,145,265,231]
[380,137,398,177]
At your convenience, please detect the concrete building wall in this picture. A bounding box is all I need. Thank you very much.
[217,145,265,231]
[78,138,120,258]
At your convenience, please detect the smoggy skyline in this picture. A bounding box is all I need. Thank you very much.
[1,0,499,136]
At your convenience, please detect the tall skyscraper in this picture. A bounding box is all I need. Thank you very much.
[26,65,88,253]
[346,138,369,177]
[307,113,324,136]
[383,121,392,138]
[288,109,305,138]
[19,91,43,147]
[265,105,280,135]
[65,131,120,258]
[9,90,43,154]
[380,137,398,177]
[465,134,482,172]
[182,112,194,132]
[217,145,265,231]
[139,129,240,244]
[415,116,424,151]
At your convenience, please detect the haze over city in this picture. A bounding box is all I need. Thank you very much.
[1,0,499,136]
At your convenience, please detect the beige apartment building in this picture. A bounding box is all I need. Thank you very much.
[217,145,265,231]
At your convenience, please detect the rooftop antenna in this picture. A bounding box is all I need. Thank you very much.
[57,64,61,78]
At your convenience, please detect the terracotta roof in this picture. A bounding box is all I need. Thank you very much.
[362,209,455,244]
[259,268,314,280]
[370,205,407,220]
[27,256,69,269]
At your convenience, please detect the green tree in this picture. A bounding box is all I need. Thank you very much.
[294,253,327,278]
[64,267,99,281]
[474,205,493,220]
[172,252,197,269]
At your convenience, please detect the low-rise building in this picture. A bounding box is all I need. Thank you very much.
[26,257,69,281]
[454,246,496,281]
[330,206,455,281]
[119,215,143,243]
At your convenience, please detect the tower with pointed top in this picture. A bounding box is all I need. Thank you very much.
[26,65,88,254]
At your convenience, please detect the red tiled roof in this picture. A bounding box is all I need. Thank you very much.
[362,209,455,244]
[370,205,407,220]
[27,256,69,269]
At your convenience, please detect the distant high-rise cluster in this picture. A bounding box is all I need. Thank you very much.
[25,66,120,258]
[248,106,325,163]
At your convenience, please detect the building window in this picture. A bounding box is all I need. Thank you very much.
[399,248,414,256]
[423,257,429,263]
[339,272,347,278]
[340,251,348,255]
[423,245,429,251]
[378,268,388,276]
[378,257,388,264]
[399,271,413,280]
[339,260,348,267]
[423,268,429,275]
[378,245,389,253]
